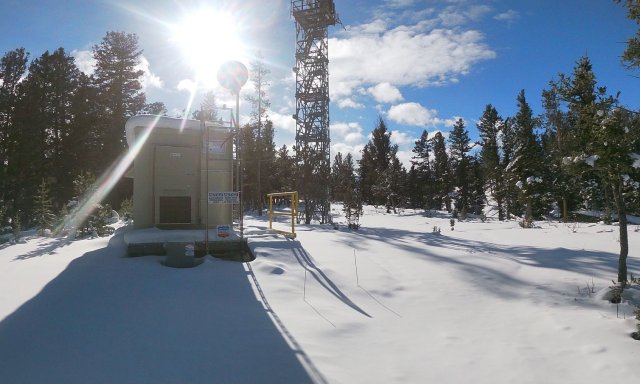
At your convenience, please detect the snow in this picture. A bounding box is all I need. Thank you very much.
[1,206,639,383]
[585,155,599,167]
[632,153,640,169]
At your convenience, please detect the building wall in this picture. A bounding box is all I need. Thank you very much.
[126,116,234,229]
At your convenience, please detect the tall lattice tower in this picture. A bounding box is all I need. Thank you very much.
[291,0,338,224]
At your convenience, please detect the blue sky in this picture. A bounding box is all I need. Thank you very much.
[1,0,639,166]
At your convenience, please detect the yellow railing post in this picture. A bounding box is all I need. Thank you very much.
[266,191,298,238]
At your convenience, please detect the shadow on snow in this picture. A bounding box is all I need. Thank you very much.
[0,228,319,384]
[320,225,639,303]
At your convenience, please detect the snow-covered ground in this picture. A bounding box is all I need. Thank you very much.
[0,206,639,383]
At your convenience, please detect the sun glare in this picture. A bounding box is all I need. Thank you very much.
[171,8,247,88]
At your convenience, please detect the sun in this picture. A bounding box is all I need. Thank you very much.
[170,7,248,88]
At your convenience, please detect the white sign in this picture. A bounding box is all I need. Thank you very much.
[217,225,230,238]
[208,191,239,204]
[207,140,226,154]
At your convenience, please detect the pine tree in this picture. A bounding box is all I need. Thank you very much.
[33,178,55,236]
[259,119,277,205]
[448,119,472,216]
[431,131,450,211]
[240,122,258,210]
[615,0,640,69]
[477,104,506,220]
[507,90,547,222]
[541,82,577,220]
[7,48,83,220]
[553,55,637,286]
[342,154,363,229]
[469,155,486,215]
[411,130,433,208]
[245,55,271,215]
[331,152,349,202]
[273,145,296,192]
[359,117,396,206]
[93,31,146,160]
[0,48,29,224]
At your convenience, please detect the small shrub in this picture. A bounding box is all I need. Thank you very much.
[519,217,534,228]
[449,218,455,231]
[609,282,623,304]
[119,197,133,221]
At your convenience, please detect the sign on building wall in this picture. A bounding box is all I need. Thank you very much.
[208,191,239,204]
[207,140,226,154]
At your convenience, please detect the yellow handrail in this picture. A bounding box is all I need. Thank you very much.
[267,191,298,238]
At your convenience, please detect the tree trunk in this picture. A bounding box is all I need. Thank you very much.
[612,175,628,287]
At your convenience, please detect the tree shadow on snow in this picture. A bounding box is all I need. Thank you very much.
[326,226,639,303]
[0,229,319,384]
[247,236,371,319]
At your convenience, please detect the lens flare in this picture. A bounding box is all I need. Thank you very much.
[56,116,162,236]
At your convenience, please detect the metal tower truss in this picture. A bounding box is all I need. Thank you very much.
[291,0,338,224]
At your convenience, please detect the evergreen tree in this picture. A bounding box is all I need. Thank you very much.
[508,90,547,221]
[66,73,102,179]
[339,153,363,229]
[541,82,578,220]
[141,101,167,115]
[448,119,472,216]
[615,0,640,69]
[33,178,55,236]
[431,131,450,211]
[92,31,146,159]
[0,48,29,224]
[411,130,433,208]
[7,48,83,221]
[240,122,258,210]
[245,54,271,215]
[92,31,146,209]
[359,117,396,205]
[273,144,296,192]
[553,55,637,286]
[406,165,422,208]
[469,154,486,215]
[259,119,277,206]
[501,117,518,218]
[590,107,640,285]
[331,152,351,202]
[477,104,506,220]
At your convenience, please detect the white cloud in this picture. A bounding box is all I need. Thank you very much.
[387,102,435,126]
[177,79,197,93]
[387,102,460,128]
[494,10,520,22]
[368,82,403,103]
[395,149,414,168]
[337,98,365,109]
[269,110,296,134]
[390,129,415,145]
[329,23,495,101]
[438,5,491,27]
[384,0,416,8]
[71,50,96,75]
[331,121,365,144]
[136,56,163,90]
[332,142,365,163]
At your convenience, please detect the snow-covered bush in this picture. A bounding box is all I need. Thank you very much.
[119,197,133,221]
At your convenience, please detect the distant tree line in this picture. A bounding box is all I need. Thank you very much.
[330,54,640,287]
